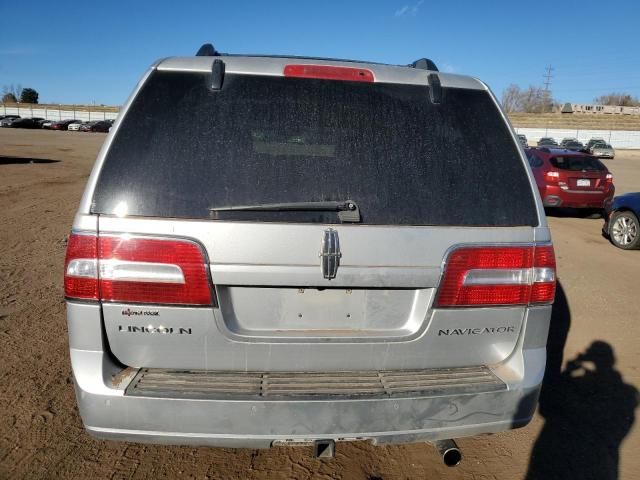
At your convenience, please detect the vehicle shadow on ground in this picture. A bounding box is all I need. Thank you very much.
[523,282,639,480]
[544,207,603,219]
[0,156,60,165]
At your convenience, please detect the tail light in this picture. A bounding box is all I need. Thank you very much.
[435,244,556,307]
[605,173,613,184]
[64,234,99,300]
[284,64,375,83]
[64,233,212,305]
[545,171,560,183]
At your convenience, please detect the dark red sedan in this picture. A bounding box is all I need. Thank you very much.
[50,119,82,131]
[525,147,614,210]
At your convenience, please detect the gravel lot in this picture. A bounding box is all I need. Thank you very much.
[1,129,638,479]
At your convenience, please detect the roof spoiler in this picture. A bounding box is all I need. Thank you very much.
[195,44,439,71]
[194,44,439,91]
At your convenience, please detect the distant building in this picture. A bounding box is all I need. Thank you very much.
[563,103,640,115]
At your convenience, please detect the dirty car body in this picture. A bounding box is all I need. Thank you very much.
[65,52,555,449]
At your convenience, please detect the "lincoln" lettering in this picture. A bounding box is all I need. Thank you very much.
[118,325,192,335]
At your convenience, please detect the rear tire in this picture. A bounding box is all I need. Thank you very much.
[609,211,640,250]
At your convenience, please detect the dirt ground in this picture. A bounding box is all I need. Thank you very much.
[1,129,638,480]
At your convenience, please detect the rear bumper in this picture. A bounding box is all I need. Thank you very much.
[68,298,550,448]
[70,346,545,448]
[541,185,614,208]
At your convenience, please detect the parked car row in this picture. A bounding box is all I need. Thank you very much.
[0,115,114,132]
[65,120,113,132]
[529,135,616,158]
[0,115,47,128]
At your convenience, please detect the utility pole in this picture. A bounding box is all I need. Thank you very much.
[543,65,554,113]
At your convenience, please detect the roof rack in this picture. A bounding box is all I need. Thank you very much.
[196,43,220,56]
[410,58,439,72]
[195,44,439,73]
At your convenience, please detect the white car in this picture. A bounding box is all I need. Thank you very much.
[67,122,83,131]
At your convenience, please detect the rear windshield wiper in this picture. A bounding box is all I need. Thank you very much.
[209,200,361,222]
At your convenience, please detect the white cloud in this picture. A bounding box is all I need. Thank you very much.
[394,5,409,16]
[395,0,424,17]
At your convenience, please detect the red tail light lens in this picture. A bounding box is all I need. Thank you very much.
[545,171,560,183]
[530,245,556,304]
[605,173,613,184]
[98,236,212,305]
[64,233,99,300]
[64,233,212,305]
[284,64,375,83]
[435,244,556,307]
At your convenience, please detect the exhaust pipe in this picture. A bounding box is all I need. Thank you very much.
[432,439,462,467]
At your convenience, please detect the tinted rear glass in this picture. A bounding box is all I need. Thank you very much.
[92,71,538,226]
[550,156,605,171]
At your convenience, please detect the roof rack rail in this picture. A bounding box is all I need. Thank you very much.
[196,43,220,56]
[194,46,439,73]
[410,58,439,72]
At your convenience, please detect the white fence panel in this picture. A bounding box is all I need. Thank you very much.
[1,105,119,122]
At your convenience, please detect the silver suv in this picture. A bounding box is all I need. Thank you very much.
[65,45,555,457]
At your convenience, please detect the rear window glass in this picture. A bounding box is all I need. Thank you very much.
[92,71,538,226]
[550,156,605,171]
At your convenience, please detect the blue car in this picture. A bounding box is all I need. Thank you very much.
[604,192,640,249]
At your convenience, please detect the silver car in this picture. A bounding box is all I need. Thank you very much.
[592,143,615,159]
[65,45,555,459]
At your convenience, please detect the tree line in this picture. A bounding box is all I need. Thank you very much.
[593,93,640,107]
[2,85,39,104]
[501,85,556,114]
[502,84,640,113]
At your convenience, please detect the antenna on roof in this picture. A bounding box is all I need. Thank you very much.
[410,58,439,72]
[196,43,219,56]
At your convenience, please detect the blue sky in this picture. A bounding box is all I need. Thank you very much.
[1,1,639,105]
